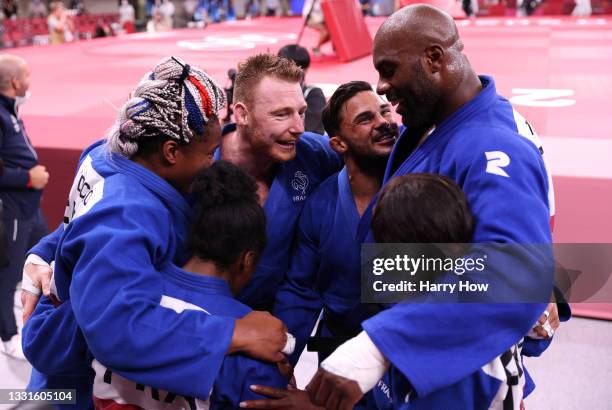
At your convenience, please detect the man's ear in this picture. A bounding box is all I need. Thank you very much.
[161,140,180,165]
[228,250,258,295]
[329,135,348,155]
[239,250,258,275]
[10,76,19,91]
[423,44,445,74]
[233,102,249,126]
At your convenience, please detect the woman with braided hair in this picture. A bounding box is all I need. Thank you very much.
[21,56,289,409]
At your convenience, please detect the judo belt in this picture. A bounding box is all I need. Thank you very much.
[307,336,351,354]
[307,304,386,355]
[306,312,360,356]
[501,342,524,410]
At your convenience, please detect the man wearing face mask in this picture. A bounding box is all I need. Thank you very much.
[0,55,49,360]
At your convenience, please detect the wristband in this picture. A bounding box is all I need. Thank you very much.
[282,332,296,355]
[21,254,52,296]
[321,331,389,394]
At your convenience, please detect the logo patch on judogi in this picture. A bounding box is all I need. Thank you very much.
[291,170,309,202]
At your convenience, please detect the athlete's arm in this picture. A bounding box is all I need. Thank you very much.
[21,225,62,323]
[310,129,554,402]
[22,296,91,375]
[65,201,270,399]
[273,197,325,365]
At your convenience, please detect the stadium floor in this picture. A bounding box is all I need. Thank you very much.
[10,15,612,316]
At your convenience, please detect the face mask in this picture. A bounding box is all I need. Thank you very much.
[15,91,31,111]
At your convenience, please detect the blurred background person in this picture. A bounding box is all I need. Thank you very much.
[0,159,7,269]
[2,0,18,20]
[147,7,171,32]
[234,0,249,19]
[146,0,156,17]
[265,0,280,16]
[462,0,479,17]
[302,0,330,56]
[189,0,212,27]
[222,68,237,125]
[517,0,541,16]
[119,0,136,33]
[359,0,371,16]
[279,0,292,16]
[278,44,326,134]
[94,19,113,38]
[28,0,48,18]
[48,1,75,45]
[0,55,49,360]
[160,0,176,28]
[70,0,86,16]
[266,0,291,16]
[572,0,592,16]
[184,0,199,21]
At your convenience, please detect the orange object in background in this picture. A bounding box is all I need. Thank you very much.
[320,0,373,62]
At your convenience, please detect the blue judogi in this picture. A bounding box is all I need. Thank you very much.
[216,126,343,311]
[274,168,370,365]
[90,264,288,409]
[24,142,233,408]
[24,129,341,408]
[359,76,555,409]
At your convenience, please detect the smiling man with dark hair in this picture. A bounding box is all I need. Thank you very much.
[274,80,399,365]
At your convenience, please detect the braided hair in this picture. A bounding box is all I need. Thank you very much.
[107,56,226,158]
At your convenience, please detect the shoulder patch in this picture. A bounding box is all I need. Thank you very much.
[485,151,511,178]
[63,155,105,227]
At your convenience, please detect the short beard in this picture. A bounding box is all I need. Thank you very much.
[243,121,268,154]
[352,152,389,178]
[405,61,439,130]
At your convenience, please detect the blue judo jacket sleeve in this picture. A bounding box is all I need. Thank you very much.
[61,198,235,400]
[28,223,62,263]
[210,355,289,409]
[274,197,324,365]
[362,128,554,397]
[22,296,91,375]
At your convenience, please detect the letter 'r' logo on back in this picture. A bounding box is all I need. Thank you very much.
[485,151,510,178]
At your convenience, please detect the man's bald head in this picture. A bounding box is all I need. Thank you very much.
[374,4,461,55]
[372,5,476,130]
[0,55,28,95]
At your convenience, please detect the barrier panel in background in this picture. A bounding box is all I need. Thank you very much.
[321,0,373,62]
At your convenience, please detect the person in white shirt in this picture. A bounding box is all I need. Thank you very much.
[119,0,136,25]
[160,0,176,28]
[147,8,171,33]
[29,0,48,18]
[47,1,75,45]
